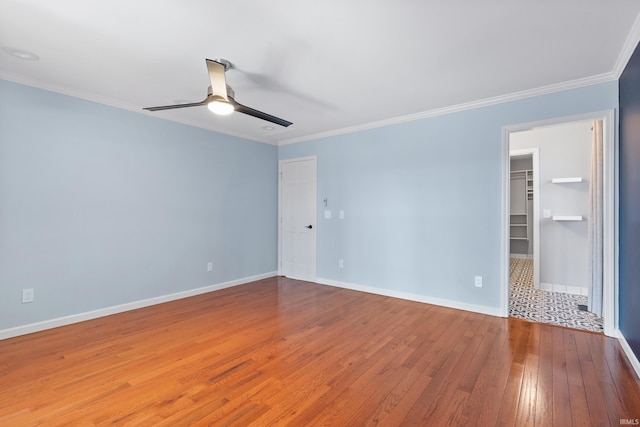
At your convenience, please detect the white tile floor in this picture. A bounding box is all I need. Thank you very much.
[509,258,604,333]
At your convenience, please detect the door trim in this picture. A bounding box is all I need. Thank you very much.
[278,155,318,279]
[501,110,616,337]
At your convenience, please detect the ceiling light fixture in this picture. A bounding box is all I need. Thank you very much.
[207,97,234,115]
[262,125,275,131]
[2,47,39,61]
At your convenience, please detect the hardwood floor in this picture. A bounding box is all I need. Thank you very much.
[1,276,639,426]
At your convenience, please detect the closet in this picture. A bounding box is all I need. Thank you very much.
[510,155,533,256]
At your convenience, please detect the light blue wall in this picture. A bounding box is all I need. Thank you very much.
[0,78,619,332]
[279,82,618,310]
[0,80,278,330]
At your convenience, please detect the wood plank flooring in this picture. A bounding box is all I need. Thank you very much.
[1,276,639,426]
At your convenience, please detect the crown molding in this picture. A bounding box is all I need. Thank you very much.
[0,71,277,145]
[613,12,640,78]
[277,72,616,146]
[0,65,622,149]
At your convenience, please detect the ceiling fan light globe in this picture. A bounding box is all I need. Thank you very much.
[207,99,234,115]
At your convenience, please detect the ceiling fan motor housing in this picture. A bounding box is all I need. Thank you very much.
[207,85,235,99]
[213,59,232,72]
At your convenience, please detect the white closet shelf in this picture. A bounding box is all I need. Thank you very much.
[551,177,582,183]
[552,215,583,221]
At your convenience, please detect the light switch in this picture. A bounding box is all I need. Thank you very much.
[339,210,344,219]
[324,210,332,219]
[543,209,551,219]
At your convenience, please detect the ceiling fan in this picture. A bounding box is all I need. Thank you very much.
[143,59,292,127]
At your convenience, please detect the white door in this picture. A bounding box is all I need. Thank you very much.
[279,157,317,281]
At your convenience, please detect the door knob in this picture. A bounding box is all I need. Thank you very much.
[305,225,313,229]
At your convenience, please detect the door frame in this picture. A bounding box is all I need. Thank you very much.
[500,110,616,337]
[509,147,540,290]
[278,155,318,279]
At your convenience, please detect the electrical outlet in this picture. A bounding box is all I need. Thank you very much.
[474,276,483,288]
[207,262,213,272]
[339,259,344,268]
[22,288,34,303]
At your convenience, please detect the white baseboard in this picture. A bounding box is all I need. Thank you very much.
[540,282,588,296]
[315,277,503,317]
[616,329,640,380]
[6,272,635,379]
[510,253,533,259]
[0,271,277,341]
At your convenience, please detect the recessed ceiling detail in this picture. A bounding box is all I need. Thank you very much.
[2,47,39,61]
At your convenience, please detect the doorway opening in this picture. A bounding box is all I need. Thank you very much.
[501,111,615,336]
[509,149,539,288]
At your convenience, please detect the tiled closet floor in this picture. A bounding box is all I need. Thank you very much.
[509,258,604,333]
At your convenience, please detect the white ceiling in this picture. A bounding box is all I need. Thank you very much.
[1,1,640,145]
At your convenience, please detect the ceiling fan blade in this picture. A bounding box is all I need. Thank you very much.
[231,99,293,127]
[206,59,229,100]
[143,98,209,111]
